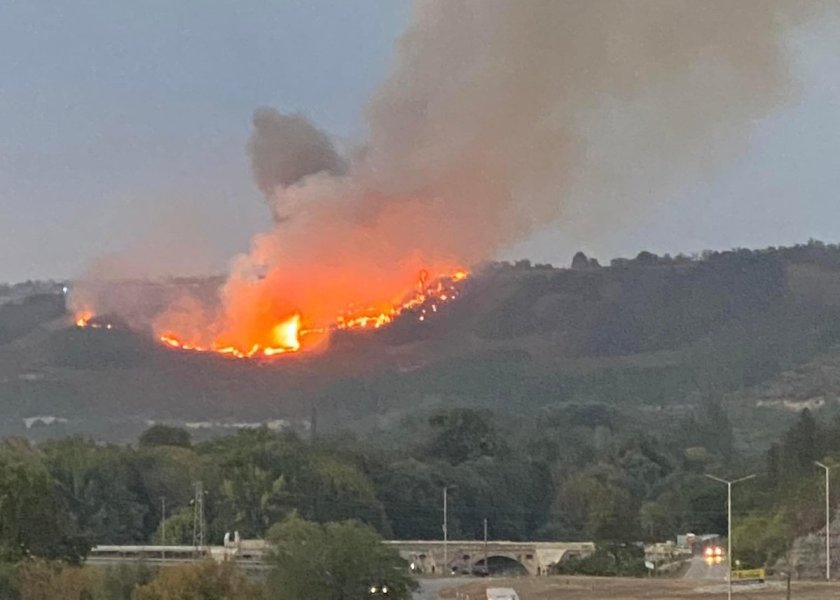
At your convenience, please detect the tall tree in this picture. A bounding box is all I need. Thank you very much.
[138,425,192,449]
[132,560,258,600]
[266,514,416,600]
[784,409,821,470]
[0,441,90,563]
[427,409,505,465]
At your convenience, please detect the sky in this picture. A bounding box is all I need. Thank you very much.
[1,1,840,282]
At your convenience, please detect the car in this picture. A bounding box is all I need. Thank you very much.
[486,588,519,600]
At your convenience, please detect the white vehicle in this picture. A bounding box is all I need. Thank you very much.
[486,588,519,600]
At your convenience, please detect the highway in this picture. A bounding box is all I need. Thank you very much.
[413,577,470,600]
[683,556,728,580]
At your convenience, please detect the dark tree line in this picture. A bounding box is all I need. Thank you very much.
[0,403,835,579]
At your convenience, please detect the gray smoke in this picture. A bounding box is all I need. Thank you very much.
[243,0,824,266]
[354,0,820,259]
[212,0,829,339]
[80,0,837,346]
[247,108,345,200]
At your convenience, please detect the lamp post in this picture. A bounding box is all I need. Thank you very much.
[160,496,166,562]
[483,517,489,576]
[705,473,756,600]
[442,485,458,574]
[815,461,832,581]
[442,487,449,573]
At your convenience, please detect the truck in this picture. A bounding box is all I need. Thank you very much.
[486,588,520,600]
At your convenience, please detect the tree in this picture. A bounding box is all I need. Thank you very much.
[732,514,793,569]
[152,508,195,545]
[0,441,90,563]
[783,409,821,470]
[557,468,640,542]
[16,560,105,600]
[552,543,645,576]
[304,453,389,531]
[202,429,308,538]
[426,409,505,465]
[131,561,258,600]
[634,251,658,266]
[139,425,191,449]
[135,445,202,540]
[266,514,416,600]
[102,563,156,600]
[571,251,590,269]
[41,438,149,544]
[372,459,442,539]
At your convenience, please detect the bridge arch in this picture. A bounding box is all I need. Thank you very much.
[473,555,529,576]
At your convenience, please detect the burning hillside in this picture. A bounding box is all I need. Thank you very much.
[153,269,466,358]
[70,1,818,362]
[75,270,467,359]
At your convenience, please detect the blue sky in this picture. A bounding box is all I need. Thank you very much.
[2,1,839,281]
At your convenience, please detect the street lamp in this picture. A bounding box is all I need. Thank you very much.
[815,461,832,581]
[443,486,449,572]
[705,473,756,600]
[160,496,166,562]
[442,485,458,574]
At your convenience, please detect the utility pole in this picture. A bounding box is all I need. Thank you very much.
[442,486,448,573]
[705,473,756,600]
[192,481,206,553]
[815,461,832,580]
[160,496,166,562]
[483,518,489,576]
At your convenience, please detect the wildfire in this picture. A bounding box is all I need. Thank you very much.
[334,269,467,332]
[159,312,303,358]
[75,310,93,327]
[81,269,467,360]
[74,310,113,330]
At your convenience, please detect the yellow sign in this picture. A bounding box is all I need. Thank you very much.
[732,568,765,582]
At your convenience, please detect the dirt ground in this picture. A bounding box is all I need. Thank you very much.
[438,576,838,599]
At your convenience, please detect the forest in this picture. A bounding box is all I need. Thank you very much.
[0,401,835,596]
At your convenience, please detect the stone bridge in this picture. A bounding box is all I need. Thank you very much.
[87,539,594,577]
[384,540,595,576]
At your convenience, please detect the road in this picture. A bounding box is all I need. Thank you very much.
[683,556,728,580]
[413,578,470,600]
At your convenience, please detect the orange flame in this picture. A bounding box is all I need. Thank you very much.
[148,269,466,360]
[159,312,303,358]
[78,269,466,359]
[75,310,94,328]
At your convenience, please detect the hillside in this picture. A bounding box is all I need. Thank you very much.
[3,241,840,446]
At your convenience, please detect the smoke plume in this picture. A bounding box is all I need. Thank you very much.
[77,0,830,352]
[247,108,346,206]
